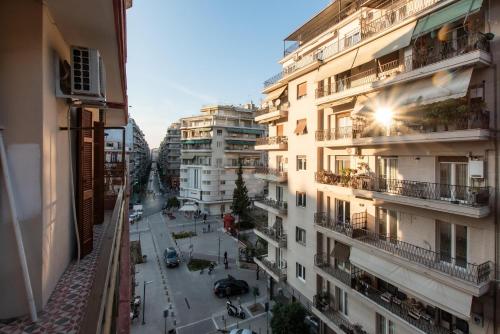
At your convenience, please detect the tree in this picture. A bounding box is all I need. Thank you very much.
[270,302,308,334]
[166,196,180,210]
[252,286,260,307]
[231,160,250,223]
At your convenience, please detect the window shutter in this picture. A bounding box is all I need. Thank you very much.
[77,109,94,257]
[297,82,307,98]
[93,121,104,224]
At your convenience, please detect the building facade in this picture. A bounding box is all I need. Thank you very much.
[158,122,182,190]
[179,104,267,215]
[127,117,151,191]
[256,0,499,333]
[0,0,131,332]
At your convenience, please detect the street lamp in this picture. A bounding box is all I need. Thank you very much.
[142,280,154,325]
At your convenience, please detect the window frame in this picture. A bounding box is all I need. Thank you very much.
[297,155,307,171]
[295,226,306,246]
[297,82,307,99]
[296,191,306,207]
[296,262,306,282]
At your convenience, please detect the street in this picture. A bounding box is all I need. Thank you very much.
[131,168,272,334]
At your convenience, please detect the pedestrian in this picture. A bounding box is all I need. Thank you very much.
[207,222,211,232]
[224,251,228,269]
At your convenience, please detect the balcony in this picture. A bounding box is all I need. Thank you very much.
[224,161,262,169]
[312,294,367,334]
[255,136,288,151]
[253,225,287,248]
[254,198,288,215]
[182,132,212,140]
[314,253,352,287]
[314,212,493,286]
[255,103,290,123]
[254,256,287,282]
[315,171,491,218]
[264,0,442,89]
[255,167,288,183]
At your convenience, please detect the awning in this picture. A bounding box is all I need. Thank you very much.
[331,242,350,262]
[265,85,287,102]
[352,22,416,68]
[179,204,198,212]
[316,49,357,81]
[181,139,211,145]
[320,97,356,110]
[294,119,307,135]
[225,139,255,145]
[350,248,472,319]
[352,92,379,115]
[181,153,195,160]
[413,0,483,38]
[227,128,263,135]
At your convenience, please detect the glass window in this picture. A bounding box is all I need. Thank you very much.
[335,156,350,174]
[438,220,452,263]
[455,224,468,268]
[296,262,306,281]
[336,199,350,224]
[296,192,306,207]
[296,227,306,245]
[297,155,307,170]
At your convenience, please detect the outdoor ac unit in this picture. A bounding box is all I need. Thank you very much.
[469,160,484,179]
[71,46,106,99]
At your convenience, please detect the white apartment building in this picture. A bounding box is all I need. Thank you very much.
[158,122,182,190]
[179,104,267,215]
[255,0,499,333]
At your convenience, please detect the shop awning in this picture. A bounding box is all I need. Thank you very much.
[264,85,288,102]
[350,248,472,319]
[227,128,263,135]
[181,139,211,145]
[225,140,255,145]
[294,119,307,135]
[316,49,357,81]
[352,22,416,68]
[413,0,483,38]
[331,242,350,263]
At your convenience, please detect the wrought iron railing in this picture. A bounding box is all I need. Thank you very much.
[256,198,288,212]
[314,212,493,285]
[255,136,288,146]
[255,256,287,279]
[255,166,288,179]
[284,42,300,57]
[254,225,287,247]
[315,127,353,141]
[315,171,491,207]
[314,253,352,286]
[313,294,368,333]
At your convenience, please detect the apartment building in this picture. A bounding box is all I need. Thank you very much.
[256,0,499,333]
[179,104,267,215]
[158,122,182,190]
[0,0,132,332]
[127,117,151,191]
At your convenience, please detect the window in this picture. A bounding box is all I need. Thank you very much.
[376,313,395,334]
[335,199,350,224]
[297,155,307,170]
[377,208,397,241]
[220,191,226,196]
[294,119,307,135]
[437,221,468,267]
[217,141,222,148]
[220,180,226,185]
[296,227,306,245]
[296,192,306,207]
[335,156,351,174]
[217,129,223,136]
[439,157,468,201]
[216,158,223,167]
[201,191,210,195]
[297,82,307,99]
[202,180,211,185]
[296,263,306,281]
[203,170,211,174]
[276,186,284,202]
[335,286,348,316]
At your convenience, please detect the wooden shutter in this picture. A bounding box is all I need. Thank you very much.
[93,121,104,224]
[297,82,307,98]
[276,124,284,137]
[77,109,94,257]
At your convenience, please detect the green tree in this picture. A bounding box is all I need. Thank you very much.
[231,160,250,223]
[166,196,180,210]
[270,302,308,334]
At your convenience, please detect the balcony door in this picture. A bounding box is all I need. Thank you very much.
[276,185,284,203]
[276,155,285,172]
[377,157,398,191]
[439,159,468,202]
[336,113,352,139]
[335,199,350,224]
[274,216,283,237]
[276,124,284,137]
[437,220,468,268]
[377,208,397,242]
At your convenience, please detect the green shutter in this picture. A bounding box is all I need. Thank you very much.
[227,127,263,135]
[225,139,256,145]
[413,0,483,37]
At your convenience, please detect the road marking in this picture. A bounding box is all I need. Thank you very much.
[184,297,191,309]
[174,316,213,330]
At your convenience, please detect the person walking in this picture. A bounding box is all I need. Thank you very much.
[224,251,228,269]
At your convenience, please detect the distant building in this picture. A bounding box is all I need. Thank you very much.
[158,122,181,190]
[151,148,159,162]
[179,104,267,215]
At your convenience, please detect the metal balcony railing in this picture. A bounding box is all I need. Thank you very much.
[255,136,288,146]
[255,102,290,117]
[255,256,287,280]
[313,294,368,334]
[315,171,491,207]
[314,253,352,286]
[255,166,288,179]
[254,225,287,247]
[314,212,493,285]
[256,198,288,212]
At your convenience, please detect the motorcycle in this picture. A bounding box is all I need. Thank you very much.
[208,262,215,275]
[226,299,245,319]
[130,295,141,321]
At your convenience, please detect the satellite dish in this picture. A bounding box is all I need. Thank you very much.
[275,99,281,106]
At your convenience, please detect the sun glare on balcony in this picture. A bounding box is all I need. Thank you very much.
[375,107,393,126]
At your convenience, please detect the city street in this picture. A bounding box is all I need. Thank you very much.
[131,169,271,334]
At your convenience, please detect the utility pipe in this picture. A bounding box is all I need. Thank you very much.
[0,129,38,322]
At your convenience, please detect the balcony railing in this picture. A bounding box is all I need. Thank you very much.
[256,198,288,212]
[255,136,288,146]
[255,102,290,117]
[314,212,493,285]
[313,294,368,334]
[315,171,491,207]
[264,0,442,88]
[314,253,352,286]
[255,256,287,280]
[255,166,288,179]
[254,225,287,247]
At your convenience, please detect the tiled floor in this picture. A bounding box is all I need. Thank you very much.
[0,223,106,334]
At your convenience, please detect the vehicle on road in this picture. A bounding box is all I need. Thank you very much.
[163,247,180,268]
[228,329,257,334]
[226,299,245,319]
[214,275,249,297]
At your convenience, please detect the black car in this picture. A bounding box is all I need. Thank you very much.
[163,247,180,268]
[214,275,249,297]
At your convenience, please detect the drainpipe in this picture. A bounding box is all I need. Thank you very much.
[0,129,38,322]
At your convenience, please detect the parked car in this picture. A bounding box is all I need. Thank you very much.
[163,247,180,268]
[214,275,249,297]
[229,329,257,334]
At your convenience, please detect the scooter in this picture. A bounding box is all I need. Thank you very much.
[130,295,141,321]
[208,262,215,275]
[226,299,245,319]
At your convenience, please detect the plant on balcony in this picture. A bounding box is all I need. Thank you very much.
[422,98,468,131]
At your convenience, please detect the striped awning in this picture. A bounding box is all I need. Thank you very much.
[225,140,256,145]
[181,139,211,145]
[227,128,263,135]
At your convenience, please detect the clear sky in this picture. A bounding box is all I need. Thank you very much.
[126,0,330,148]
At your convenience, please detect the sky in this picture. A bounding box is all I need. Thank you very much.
[126,0,330,148]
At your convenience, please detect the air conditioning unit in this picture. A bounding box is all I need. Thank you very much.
[55,46,106,102]
[469,160,484,179]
